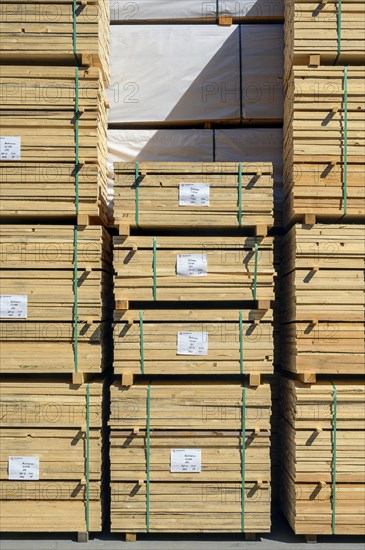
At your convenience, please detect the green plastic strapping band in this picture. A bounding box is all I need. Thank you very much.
[72,0,77,59]
[75,66,80,216]
[343,66,348,215]
[153,237,157,301]
[238,162,243,226]
[85,383,90,532]
[139,310,145,375]
[241,386,246,533]
[337,0,342,58]
[253,238,259,301]
[146,384,151,532]
[135,161,140,227]
[239,310,244,375]
[73,226,79,373]
[331,383,337,535]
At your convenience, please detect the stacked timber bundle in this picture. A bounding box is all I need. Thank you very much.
[113,308,273,380]
[0,225,112,376]
[284,0,365,67]
[113,236,275,303]
[113,162,274,231]
[109,381,272,534]
[0,379,103,534]
[284,66,365,224]
[0,66,108,222]
[280,378,365,537]
[0,0,110,84]
[281,224,365,378]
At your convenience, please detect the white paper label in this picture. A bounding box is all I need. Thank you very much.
[170,449,201,473]
[8,457,39,480]
[176,254,207,277]
[0,295,28,319]
[0,137,21,160]
[177,332,208,356]
[179,183,210,206]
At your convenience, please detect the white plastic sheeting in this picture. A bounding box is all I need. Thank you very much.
[110,1,284,22]
[108,25,284,123]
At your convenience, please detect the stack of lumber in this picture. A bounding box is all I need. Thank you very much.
[281,224,365,377]
[0,66,108,221]
[0,379,103,533]
[113,162,274,231]
[114,236,275,303]
[109,381,272,533]
[280,378,365,536]
[0,0,110,84]
[113,308,273,378]
[0,225,112,375]
[284,66,365,224]
[284,0,365,66]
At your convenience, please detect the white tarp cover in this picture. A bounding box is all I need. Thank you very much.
[110,1,284,22]
[108,25,284,123]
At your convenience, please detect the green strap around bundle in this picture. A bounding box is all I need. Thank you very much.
[331,383,338,535]
[135,162,140,227]
[337,0,342,59]
[253,238,259,301]
[85,383,91,532]
[239,310,244,375]
[153,237,157,301]
[146,384,151,532]
[343,66,348,215]
[73,0,78,59]
[238,162,243,226]
[72,67,80,374]
[241,386,246,532]
[139,310,145,374]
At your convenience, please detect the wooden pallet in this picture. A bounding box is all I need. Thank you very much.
[113,308,273,378]
[283,66,365,225]
[281,224,365,377]
[280,378,365,536]
[284,0,365,68]
[0,0,110,84]
[114,236,275,302]
[0,379,103,533]
[110,381,271,533]
[113,162,274,231]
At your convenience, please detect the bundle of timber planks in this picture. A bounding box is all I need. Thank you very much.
[0,379,103,533]
[114,236,275,303]
[109,381,272,533]
[280,378,365,536]
[283,66,365,224]
[113,308,273,379]
[0,225,112,375]
[281,223,365,377]
[113,162,274,231]
[0,0,110,84]
[284,0,365,67]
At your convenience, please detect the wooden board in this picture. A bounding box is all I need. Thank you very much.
[283,66,365,224]
[113,162,274,230]
[0,380,103,533]
[0,0,110,84]
[110,381,271,533]
[280,224,365,376]
[284,0,365,67]
[0,225,112,322]
[280,378,365,535]
[114,236,275,302]
[113,308,274,376]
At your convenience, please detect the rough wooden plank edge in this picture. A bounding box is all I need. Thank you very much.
[77,532,89,543]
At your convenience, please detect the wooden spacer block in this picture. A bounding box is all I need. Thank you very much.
[81,53,93,66]
[298,373,316,385]
[311,318,318,326]
[77,532,89,543]
[304,214,316,226]
[245,533,257,541]
[257,300,270,311]
[311,265,319,273]
[305,535,317,544]
[80,476,86,485]
[318,481,326,488]
[140,170,148,177]
[122,372,134,387]
[86,318,93,326]
[255,225,267,237]
[85,265,92,273]
[331,106,339,113]
[125,533,137,543]
[132,244,138,252]
[116,300,129,311]
[218,15,233,26]
[118,224,130,237]
[309,55,320,67]
[132,427,140,435]
[77,214,90,227]
[256,169,262,177]
[315,427,323,434]
[204,122,212,129]
[249,373,261,387]
[72,372,84,385]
